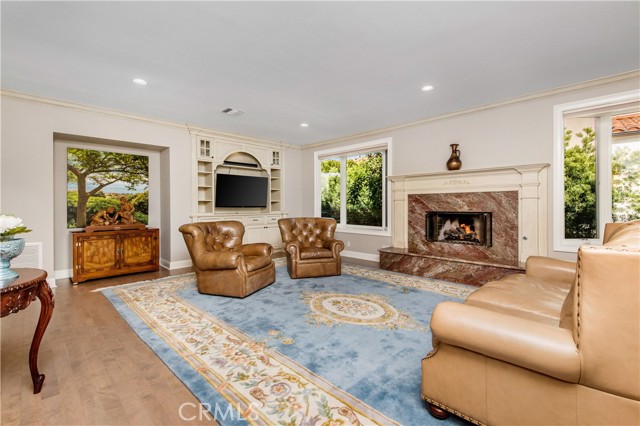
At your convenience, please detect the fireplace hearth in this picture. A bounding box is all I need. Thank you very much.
[426,211,492,247]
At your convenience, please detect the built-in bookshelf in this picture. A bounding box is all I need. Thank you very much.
[190,134,285,249]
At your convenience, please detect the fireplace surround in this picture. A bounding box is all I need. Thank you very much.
[380,164,549,285]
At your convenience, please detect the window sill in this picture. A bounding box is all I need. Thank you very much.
[553,239,603,253]
[334,226,391,237]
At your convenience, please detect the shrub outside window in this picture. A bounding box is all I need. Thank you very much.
[315,139,390,233]
[554,92,640,251]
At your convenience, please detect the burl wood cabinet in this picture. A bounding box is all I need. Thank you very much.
[72,228,159,284]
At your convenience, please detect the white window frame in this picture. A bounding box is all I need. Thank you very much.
[553,90,640,252]
[313,138,392,236]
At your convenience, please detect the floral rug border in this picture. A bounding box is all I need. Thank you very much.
[111,276,399,426]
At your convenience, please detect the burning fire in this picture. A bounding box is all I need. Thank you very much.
[460,224,473,234]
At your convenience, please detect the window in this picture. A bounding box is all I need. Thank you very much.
[315,138,391,233]
[553,91,640,252]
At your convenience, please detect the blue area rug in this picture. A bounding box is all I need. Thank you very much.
[101,264,474,426]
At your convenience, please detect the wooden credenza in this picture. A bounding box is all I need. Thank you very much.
[72,228,159,284]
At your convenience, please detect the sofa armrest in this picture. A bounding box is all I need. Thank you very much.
[525,256,576,286]
[194,251,240,271]
[322,239,345,256]
[431,302,580,382]
[235,243,273,257]
[285,241,301,259]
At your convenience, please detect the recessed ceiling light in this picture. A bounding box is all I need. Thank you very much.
[132,78,148,85]
[221,107,244,116]
[300,123,309,127]
[421,85,434,92]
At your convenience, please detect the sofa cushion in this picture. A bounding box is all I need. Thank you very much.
[465,274,570,325]
[604,220,640,248]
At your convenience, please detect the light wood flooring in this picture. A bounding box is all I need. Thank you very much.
[1,267,220,426]
[1,257,377,426]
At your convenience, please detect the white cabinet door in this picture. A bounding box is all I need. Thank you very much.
[266,225,282,250]
[244,226,262,245]
[244,225,282,251]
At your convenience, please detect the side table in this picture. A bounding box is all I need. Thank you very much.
[1,268,54,394]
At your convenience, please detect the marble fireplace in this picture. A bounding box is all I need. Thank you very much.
[379,164,549,285]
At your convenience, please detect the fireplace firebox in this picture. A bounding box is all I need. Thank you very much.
[426,211,492,247]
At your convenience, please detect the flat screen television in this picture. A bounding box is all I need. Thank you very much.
[215,174,268,208]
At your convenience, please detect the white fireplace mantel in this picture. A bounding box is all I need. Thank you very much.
[388,164,550,262]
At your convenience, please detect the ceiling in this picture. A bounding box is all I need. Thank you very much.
[2,2,639,146]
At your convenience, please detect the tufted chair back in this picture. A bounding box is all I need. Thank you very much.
[278,217,337,248]
[277,217,344,279]
[179,221,244,258]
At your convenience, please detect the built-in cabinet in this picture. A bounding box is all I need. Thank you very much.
[191,134,285,250]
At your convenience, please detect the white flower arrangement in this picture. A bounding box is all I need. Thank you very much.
[0,214,32,241]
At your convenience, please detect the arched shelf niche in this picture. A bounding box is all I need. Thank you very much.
[214,151,270,214]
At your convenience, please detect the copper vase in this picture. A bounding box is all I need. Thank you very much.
[446,144,462,170]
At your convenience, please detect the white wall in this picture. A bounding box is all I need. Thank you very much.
[301,74,640,261]
[1,93,304,283]
[1,95,193,282]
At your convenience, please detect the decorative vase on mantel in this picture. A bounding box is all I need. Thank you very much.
[446,144,462,170]
[0,237,26,281]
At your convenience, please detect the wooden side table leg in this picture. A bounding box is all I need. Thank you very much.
[29,283,54,394]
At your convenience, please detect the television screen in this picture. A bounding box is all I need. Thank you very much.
[215,174,268,208]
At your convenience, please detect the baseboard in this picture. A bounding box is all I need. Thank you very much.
[164,259,192,270]
[55,269,72,280]
[341,250,380,263]
[47,277,57,288]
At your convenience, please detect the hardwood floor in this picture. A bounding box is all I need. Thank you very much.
[1,268,219,426]
[1,257,380,425]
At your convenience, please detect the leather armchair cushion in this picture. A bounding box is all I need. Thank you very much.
[193,251,239,271]
[300,247,334,259]
[244,255,273,272]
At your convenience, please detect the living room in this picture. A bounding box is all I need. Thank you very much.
[1,2,639,426]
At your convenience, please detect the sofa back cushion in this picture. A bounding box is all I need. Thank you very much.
[571,221,640,399]
[278,217,337,248]
[179,221,244,260]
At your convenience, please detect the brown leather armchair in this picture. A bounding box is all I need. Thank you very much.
[278,217,344,279]
[422,220,640,425]
[179,221,275,298]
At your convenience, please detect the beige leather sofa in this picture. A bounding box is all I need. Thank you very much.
[278,217,344,279]
[422,220,640,425]
[179,221,275,298]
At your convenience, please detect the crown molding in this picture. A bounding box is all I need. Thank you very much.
[303,70,640,150]
[3,69,637,152]
[0,89,299,150]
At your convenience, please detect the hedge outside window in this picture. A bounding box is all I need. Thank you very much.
[316,139,390,232]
